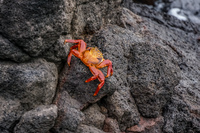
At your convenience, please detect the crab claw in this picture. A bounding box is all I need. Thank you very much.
[86,66,105,96]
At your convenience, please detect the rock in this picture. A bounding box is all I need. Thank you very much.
[103,118,121,133]
[59,55,116,107]
[106,88,140,131]
[0,128,9,133]
[14,105,58,133]
[0,0,71,62]
[127,116,164,133]
[0,0,200,133]
[72,0,122,37]
[128,42,180,118]
[83,104,106,129]
[0,58,58,109]
[155,0,200,24]
[57,107,85,132]
[90,21,179,118]
[53,91,85,133]
[123,0,200,33]
[76,124,106,133]
[163,97,200,133]
[0,96,23,130]
[0,35,30,62]
[123,1,200,132]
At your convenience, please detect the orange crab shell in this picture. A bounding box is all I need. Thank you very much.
[82,47,104,66]
[64,39,113,96]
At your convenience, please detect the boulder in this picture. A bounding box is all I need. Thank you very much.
[0,0,71,62]
[106,89,140,130]
[14,105,57,133]
[0,59,58,109]
[0,96,23,130]
[76,124,106,133]
[83,104,106,129]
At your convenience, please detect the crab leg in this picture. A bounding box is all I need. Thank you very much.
[86,66,105,96]
[64,39,87,66]
[96,59,113,78]
[64,39,87,53]
[67,49,81,66]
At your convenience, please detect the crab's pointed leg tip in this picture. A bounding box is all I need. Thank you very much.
[93,93,97,96]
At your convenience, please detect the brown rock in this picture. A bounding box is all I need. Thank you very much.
[127,116,164,133]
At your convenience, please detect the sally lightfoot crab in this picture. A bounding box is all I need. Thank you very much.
[64,39,113,96]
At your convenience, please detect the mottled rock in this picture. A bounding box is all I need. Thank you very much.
[123,1,200,132]
[103,118,121,133]
[0,0,200,133]
[83,104,106,129]
[76,124,106,133]
[127,116,164,133]
[155,0,200,24]
[163,97,200,133]
[128,42,180,117]
[53,97,85,133]
[0,35,30,62]
[0,59,58,109]
[0,0,72,62]
[52,89,84,132]
[0,129,9,133]
[60,55,116,106]
[122,0,200,33]
[58,107,85,132]
[72,0,122,37]
[106,88,140,131]
[0,96,23,130]
[14,105,58,133]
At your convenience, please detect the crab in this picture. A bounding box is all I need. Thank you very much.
[64,39,113,96]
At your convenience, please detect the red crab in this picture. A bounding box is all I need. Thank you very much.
[64,39,113,96]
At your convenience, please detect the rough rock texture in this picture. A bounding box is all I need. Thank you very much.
[103,118,121,133]
[76,124,106,133]
[0,0,68,62]
[155,0,200,24]
[106,89,140,130]
[83,104,106,129]
[127,116,164,133]
[128,42,180,117]
[14,105,57,133]
[0,97,23,131]
[0,0,200,133]
[0,59,58,109]
[0,35,30,62]
[52,90,85,133]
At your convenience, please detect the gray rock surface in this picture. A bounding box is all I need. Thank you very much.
[123,1,200,132]
[83,104,106,129]
[14,105,57,133]
[0,59,58,109]
[0,0,69,62]
[0,0,200,133]
[0,35,30,62]
[103,118,121,133]
[106,89,140,130]
[56,107,85,132]
[52,91,85,132]
[0,96,23,130]
[128,42,180,117]
[76,124,106,133]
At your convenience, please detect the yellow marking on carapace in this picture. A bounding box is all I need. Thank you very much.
[89,47,103,59]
